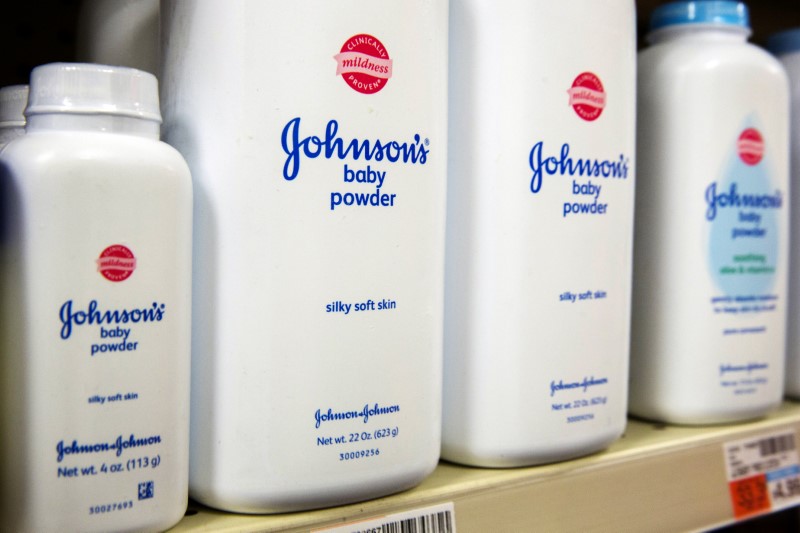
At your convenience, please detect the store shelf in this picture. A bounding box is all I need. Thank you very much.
[171,401,800,532]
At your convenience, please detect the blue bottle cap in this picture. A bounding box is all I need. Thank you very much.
[650,1,750,32]
[767,28,800,56]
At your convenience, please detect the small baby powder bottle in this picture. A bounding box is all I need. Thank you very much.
[443,0,636,467]
[0,85,28,149]
[767,28,800,399]
[0,63,192,532]
[631,2,790,424]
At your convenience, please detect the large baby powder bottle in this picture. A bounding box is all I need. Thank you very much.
[631,2,790,424]
[0,63,192,532]
[768,29,800,399]
[442,1,636,467]
[160,1,447,512]
[76,0,159,75]
[0,85,27,149]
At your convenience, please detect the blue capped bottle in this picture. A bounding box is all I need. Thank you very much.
[768,28,800,400]
[631,1,790,423]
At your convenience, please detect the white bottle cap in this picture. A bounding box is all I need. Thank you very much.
[25,63,161,123]
[0,85,29,127]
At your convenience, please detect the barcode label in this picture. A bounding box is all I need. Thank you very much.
[724,430,800,519]
[379,510,453,533]
[314,503,456,533]
[758,434,795,457]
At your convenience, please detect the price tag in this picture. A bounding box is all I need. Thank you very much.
[313,502,455,533]
[724,430,800,519]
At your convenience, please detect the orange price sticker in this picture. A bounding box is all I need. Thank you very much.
[725,431,800,521]
[729,474,770,519]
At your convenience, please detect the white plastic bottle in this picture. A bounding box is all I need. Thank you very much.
[0,85,28,149]
[76,0,159,75]
[0,63,192,532]
[768,28,800,399]
[160,1,447,512]
[630,2,789,424]
[442,1,636,467]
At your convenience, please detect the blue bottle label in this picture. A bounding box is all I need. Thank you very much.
[707,120,784,397]
[707,123,782,300]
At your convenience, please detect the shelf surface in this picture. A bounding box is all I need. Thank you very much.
[171,401,800,532]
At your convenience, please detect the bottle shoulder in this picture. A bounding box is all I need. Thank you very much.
[638,41,789,106]
[639,40,787,78]
[1,131,191,177]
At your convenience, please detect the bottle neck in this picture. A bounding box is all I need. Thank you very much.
[647,25,750,46]
[26,113,160,139]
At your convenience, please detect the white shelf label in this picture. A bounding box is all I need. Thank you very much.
[313,502,455,533]
[724,429,800,519]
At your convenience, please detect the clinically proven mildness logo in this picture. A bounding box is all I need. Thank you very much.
[567,72,606,122]
[737,128,764,166]
[96,244,136,282]
[334,34,393,94]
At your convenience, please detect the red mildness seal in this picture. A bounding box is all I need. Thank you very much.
[96,244,136,282]
[334,34,393,95]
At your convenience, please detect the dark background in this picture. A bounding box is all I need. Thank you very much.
[2,0,800,87]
